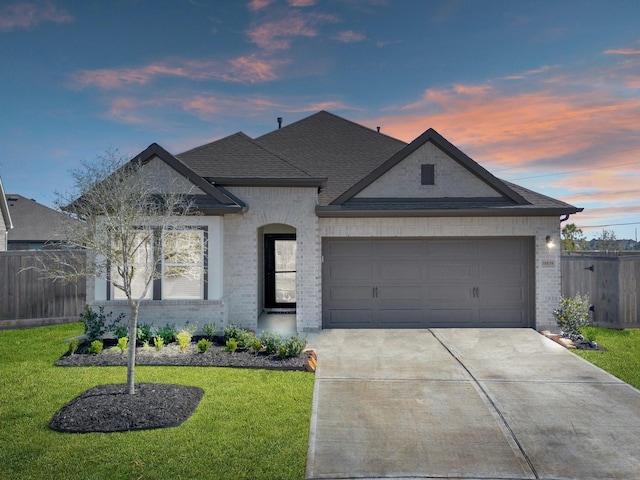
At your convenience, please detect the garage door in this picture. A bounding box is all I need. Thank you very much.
[322,237,534,328]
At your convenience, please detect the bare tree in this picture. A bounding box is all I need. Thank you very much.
[49,150,199,394]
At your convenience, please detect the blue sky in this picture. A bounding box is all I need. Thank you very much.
[1,0,639,240]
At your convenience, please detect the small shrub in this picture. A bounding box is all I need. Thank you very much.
[183,322,198,335]
[155,324,177,344]
[225,338,238,353]
[250,337,263,354]
[197,338,212,353]
[68,338,79,355]
[89,340,103,355]
[581,325,599,342]
[259,331,282,354]
[176,330,192,352]
[278,345,288,358]
[153,336,164,351]
[80,305,121,342]
[553,294,591,340]
[224,324,254,349]
[117,336,129,352]
[283,334,307,357]
[108,312,128,340]
[142,340,151,351]
[202,322,217,341]
[137,323,153,345]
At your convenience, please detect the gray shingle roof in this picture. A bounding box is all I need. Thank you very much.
[5,195,71,242]
[177,132,322,183]
[255,111,407,205]
[172,110,581,216]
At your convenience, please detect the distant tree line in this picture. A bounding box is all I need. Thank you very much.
[561,224,639,253]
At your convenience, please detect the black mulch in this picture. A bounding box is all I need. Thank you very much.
[49,383,204,433]
[55,342,311,370]
[51,341,313,434]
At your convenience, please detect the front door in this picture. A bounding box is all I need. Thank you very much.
[264,234,296,308]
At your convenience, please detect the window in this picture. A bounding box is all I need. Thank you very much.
[421,164,435,185]
[112,230,153,300]
[162,230,204,299]
[110,227,207,300]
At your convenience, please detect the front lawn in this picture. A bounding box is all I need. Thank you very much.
[0,323,314,480]
[574,326,640,390]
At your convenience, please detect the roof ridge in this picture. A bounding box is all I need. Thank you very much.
[249,134,317,178]
[257,110,406,145]
[176,132,244,158]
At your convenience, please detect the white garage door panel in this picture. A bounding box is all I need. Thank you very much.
[322,237,534,329]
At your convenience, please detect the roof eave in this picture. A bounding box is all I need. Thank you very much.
[206,177,327,188]
[195,205,246,215]
[315,206,584,218]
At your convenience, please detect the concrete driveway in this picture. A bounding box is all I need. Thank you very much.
[305,329,640,480]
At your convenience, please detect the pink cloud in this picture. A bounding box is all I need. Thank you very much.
[247,0,273,11]
[288,0,316,6]
[375,84,640,172]
[71,56,287,89]
[335,30,366,43]
[246,11,337,51]
[228,54,288,82]
[501,65,553,80]
[0,1,73,31]
[605,48,640,55]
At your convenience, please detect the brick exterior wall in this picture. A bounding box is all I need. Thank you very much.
[319,215,562,332]
[222,186,321,332]
[356,142,501,199]
[87,181,562,333]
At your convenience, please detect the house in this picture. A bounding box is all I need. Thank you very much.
[4,194,73,250]
[88,111,582,332]
[0,177,13,251]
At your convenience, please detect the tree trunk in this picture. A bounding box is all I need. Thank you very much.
[126,300,139,395]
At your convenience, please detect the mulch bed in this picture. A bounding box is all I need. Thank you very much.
[55,340,311,370]
[50,383,204,433]
[51,340,312,434]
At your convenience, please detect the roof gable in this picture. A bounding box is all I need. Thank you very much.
[134,143,245,213]
[333,128,529,205]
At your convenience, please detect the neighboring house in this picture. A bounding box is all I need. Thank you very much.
[0,177,13,251]
[88,111,582,332]
[5,194,71,250]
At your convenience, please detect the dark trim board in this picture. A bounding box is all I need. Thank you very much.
[322,236,535,329]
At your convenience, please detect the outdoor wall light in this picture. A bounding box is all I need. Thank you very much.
[546,235,555,248]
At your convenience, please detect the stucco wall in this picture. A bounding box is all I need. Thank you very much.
[319,215,562,331]
[222,186,320,332]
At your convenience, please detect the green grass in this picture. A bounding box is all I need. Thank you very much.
[574,326,640,390]
[0,323,314,480]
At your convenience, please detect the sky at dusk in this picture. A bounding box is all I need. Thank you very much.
[1,0,639,240]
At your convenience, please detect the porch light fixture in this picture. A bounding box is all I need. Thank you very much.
[545,235,555,249]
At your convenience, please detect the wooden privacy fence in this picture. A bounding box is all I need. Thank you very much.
[0,251,86,329]
[562,254,640,329]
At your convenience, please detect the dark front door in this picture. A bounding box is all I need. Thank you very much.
[265,234,296,308]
